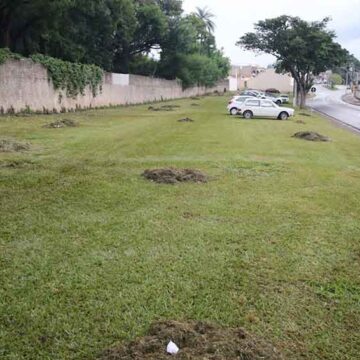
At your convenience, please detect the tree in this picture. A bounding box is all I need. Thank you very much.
[0,0,229,86]
[329,73,343,88]
[237,16,348,108]
[157,13,229,87]
[195,6,215,33]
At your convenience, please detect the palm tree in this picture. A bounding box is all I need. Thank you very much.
[195,6,215,33]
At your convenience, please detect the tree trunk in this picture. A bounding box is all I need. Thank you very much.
[0,16,12,48]
[299,85,307,109]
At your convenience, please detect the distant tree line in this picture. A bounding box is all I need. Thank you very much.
[0,0,230,87]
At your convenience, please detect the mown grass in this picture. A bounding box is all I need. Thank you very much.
[1,95,360,359]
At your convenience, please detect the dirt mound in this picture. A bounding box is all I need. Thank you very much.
[295,120,306,124]
[292,131,330,142]
[161,104,180,109]
[101,320,283,360]
[43,119,78,128]
[142,168,207,184]
[0,139,30,152]
[178,118,194,123]
[148,106,175,112]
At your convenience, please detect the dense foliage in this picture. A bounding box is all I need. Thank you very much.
[237,16,348,107]
[31,54,104,97]
[0,47,21,64]
[329,73,343,88]
[0,0,229,88]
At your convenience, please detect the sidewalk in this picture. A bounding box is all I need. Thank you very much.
[342,93,360,106]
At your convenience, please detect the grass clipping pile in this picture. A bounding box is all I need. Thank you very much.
[148,105,180,112]
[0,139,30,152]
[101,320,283,360]
[142,168,207,184]
[292,131,330,142]
[43,119,78,128]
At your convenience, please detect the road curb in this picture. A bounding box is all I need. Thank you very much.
[308,107,360,136]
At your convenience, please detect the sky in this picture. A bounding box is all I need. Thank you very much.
[182,0,360,67]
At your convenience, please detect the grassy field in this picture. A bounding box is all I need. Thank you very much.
[1,95,360,359]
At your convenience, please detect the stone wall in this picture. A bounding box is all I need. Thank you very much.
[0,59,228,114]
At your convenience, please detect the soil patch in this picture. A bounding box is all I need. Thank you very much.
[0,139,30,152]
[178,118,194,123]
[43,119,78,128]
[292,131,330,142]
[299,113,311,117]
[295,120,306,124]
[191,103,200,107]
[142,168,207,184]
[101,320,283,360]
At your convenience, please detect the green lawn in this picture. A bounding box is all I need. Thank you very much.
[1,96,360,359]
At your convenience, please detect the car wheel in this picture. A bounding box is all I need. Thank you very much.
[276,100,282,105]
[279,112,289,120]
[230,107,238,116]
[243,110,253,119]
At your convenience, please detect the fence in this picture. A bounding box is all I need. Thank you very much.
[0,59,229,114]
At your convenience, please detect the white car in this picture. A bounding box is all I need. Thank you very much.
[227,96,254,115]
[280,94,289,103]
[237,98,295,120]
[264,93,284,105]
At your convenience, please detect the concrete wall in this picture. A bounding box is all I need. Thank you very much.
[244,69,294,93]
[0,59,228,114]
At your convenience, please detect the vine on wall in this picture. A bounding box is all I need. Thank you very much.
[0,48,104,98]
[0,48,22,64]
[30,54,104,98]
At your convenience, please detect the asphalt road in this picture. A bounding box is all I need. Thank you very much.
[307,85,360,131]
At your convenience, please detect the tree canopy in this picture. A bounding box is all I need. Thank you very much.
[237,16,348,107]
[0,0,229,88]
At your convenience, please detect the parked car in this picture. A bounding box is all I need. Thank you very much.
[265,88,280,94]
[238,90,259,97]
[280,94,289,103]
[265,93,283,105]
[237,98,295,120]
[227,96,253,115]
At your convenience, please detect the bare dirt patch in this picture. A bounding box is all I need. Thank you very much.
[178,117,194,123]
[101,320,283,360]
[142,168,207,184]
[295,120,306,124]
[299,113,312,117]
[0,139,30,152]
[191,103,200,107]
[43,119,78,128]
[292,131,330,142]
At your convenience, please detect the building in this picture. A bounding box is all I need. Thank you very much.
[228,64,266,91]
[245,69,294,93]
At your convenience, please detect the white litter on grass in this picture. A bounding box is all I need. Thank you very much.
[166,340,179,355]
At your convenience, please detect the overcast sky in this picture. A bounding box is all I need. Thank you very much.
[182,0,360,66]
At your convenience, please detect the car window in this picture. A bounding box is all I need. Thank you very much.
[261,100,275,107]
[245,100,260,107]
